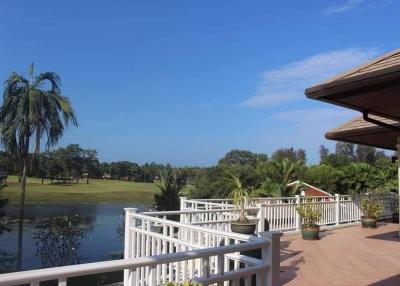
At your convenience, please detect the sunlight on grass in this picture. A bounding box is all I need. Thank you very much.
[4,176,159,205]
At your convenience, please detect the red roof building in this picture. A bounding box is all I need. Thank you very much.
[287,181,332,197]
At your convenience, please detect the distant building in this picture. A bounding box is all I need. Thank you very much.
[287,181,332,197]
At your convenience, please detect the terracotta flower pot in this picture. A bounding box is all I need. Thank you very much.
[301,225,320,240]
[361,216,377,228]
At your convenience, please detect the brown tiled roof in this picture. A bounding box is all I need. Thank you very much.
[326,115,400,135]
[325,115,400,150]
[315,49,400,86]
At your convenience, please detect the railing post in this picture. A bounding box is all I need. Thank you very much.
[257,203,266,233]
[261,231,282,286]
[124,207,138,286]
[295,195,301,232]
[335,194,340,225]
[180,197,188,223]
[180,196,188,211]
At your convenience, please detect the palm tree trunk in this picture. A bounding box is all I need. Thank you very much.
[17,137,29,271]
[17,157,27,270]
[34,128,40,155]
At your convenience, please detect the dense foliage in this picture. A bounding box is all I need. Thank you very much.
[0,142,396,199]
[190,144,396,198]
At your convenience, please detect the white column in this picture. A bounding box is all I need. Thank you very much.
[335,194,340,225]
[295,195,301,231]
[260,231,283,286]
[396,137,400,237]
[124,207,138,286]
[257,203,266,233]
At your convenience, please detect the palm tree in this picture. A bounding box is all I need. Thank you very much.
[0,63,77,269]
[259,159,303,197]
[154,168,186,212]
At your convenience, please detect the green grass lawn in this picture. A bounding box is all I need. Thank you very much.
[3,176,159,205]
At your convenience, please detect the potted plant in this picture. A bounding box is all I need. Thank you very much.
[296,198,322,240]
[360,195,384,228]
[391,197,399,223]
[227,174,257,235]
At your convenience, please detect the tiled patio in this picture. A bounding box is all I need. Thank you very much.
[280,223,400,286]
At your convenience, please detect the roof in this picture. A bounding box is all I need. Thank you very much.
[325,115,400,151]
[287,181,332,196]
[305,48,400,121]
[315,49,400,86]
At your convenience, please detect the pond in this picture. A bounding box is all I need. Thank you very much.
[0,203,150,284]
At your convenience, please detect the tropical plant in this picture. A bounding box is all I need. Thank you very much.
[257,159,304,197]
[0,63,77,269]
[361,195,384,219]
[154,168,186,211]
[226,174,250,223]
[341,163,376,195]
[296,198,322,227]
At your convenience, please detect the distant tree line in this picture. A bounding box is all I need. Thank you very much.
[0,144,200,184]
[189,144,397,199]
[0,142,396,198]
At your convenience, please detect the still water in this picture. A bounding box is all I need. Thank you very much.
[0,203,149,275]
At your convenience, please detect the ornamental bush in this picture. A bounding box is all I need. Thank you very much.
[361,195,384,219]
[296,198,322,227]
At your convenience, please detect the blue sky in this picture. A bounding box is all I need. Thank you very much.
[0,0,399,166]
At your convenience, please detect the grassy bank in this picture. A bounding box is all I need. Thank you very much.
[3,176,159,205]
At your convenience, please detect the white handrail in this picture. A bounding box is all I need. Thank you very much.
[0,240,268,286]
[130,212,259,241]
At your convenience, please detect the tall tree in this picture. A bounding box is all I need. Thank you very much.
[319,145,329,162]
[0,64,77,269]
[335,142,355,161]
[218,149,268,167]
[271,147,306,163]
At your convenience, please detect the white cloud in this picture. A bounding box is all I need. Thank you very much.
[239,48,380,108]
[261,108,357,163]
[323,0,391,15]
[324,0,365,15]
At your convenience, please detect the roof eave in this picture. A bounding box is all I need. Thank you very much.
[305,65,400,99]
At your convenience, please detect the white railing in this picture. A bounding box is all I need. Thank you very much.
[180,197,233,211]
[182,193,398,233]
[0,209,282,286]
[0,238,275,286]
[124,209,281,286]
[143,207,260,232]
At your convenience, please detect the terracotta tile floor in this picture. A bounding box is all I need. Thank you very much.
[280,223,400,286]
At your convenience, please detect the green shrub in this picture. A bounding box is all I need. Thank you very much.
[296,199,322,227]
[361,195,384,219]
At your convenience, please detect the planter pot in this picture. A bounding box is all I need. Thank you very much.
[392,213,399,223]
[361,216,377,228]
[230,221,257,235]
[301,225,320,240]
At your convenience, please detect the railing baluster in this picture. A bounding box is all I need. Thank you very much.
[58,278,67,286]
[149,266,157,286]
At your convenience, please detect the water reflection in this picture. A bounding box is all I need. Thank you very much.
[0,203,147,275]
[0,200,16,273]
[33,215,94,267]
